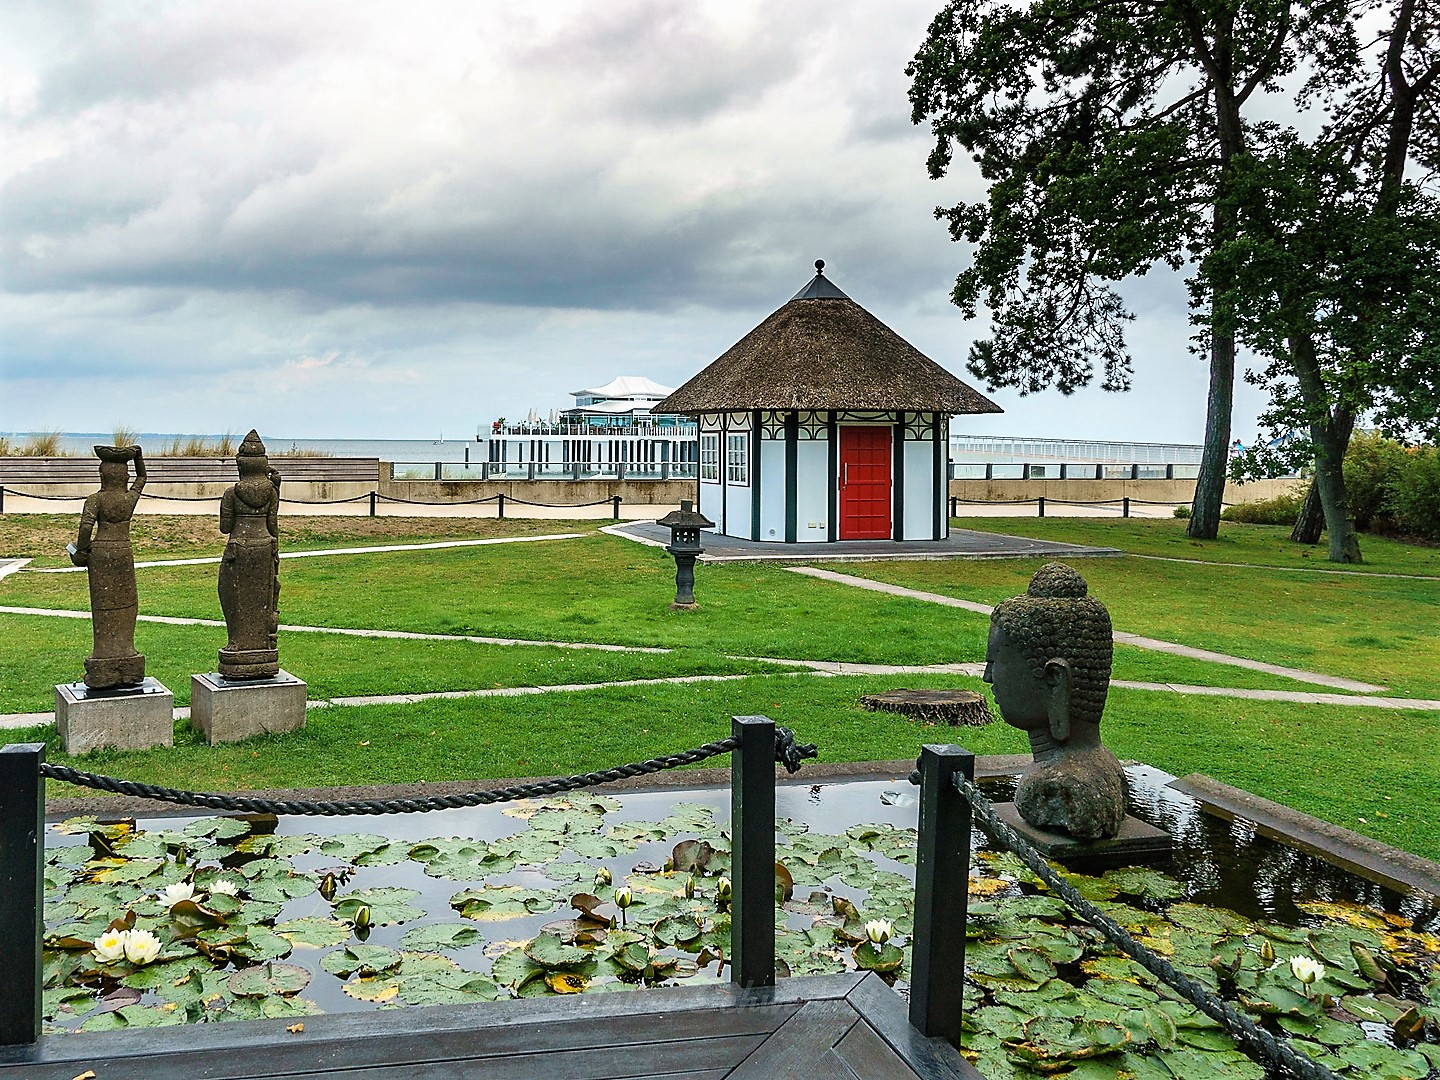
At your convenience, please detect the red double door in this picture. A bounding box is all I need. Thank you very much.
[839,426,892,540]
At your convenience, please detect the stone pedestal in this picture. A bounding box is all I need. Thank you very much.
[55,679,174,755]
[190,670,306,744]
[994,802,1172,870]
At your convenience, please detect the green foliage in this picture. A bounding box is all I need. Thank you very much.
[1172,505,1191,519]
[1221,493,1306,525]
[1388,446,1440,541]
[1343,432,1412,531]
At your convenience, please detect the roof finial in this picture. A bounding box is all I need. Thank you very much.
[815,259,825,274]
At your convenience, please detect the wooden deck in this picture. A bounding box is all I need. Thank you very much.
[0,973,979,1080]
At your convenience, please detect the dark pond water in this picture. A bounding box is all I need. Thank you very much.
[49,765,1440,1019]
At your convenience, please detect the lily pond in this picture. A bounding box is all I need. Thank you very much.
[41,770,1440,1079]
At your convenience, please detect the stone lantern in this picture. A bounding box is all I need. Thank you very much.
[657,500,714,610]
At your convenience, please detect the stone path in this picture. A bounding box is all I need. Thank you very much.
[785,566,1390,694]
[606,521,1121,562]
[21,533,587,574]
[5,658,1438,732]
[0,606,667,654]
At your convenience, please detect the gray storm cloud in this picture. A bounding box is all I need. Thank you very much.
[0,0,1267,440]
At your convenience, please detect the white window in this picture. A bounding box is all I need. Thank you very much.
[726,433,749,485]
[700,433,720,481]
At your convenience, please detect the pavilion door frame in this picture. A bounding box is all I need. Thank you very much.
[837,421,894,541]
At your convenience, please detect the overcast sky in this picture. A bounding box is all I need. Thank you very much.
[1,0,1270,444]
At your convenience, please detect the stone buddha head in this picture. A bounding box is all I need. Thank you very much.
[984,562,1113,758]
[235,429,269,477]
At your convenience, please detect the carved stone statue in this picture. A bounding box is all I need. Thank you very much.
[70,445,147,689]
[217,430,281,679]
[983,562,1126,840]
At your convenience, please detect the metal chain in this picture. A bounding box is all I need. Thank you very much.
[951,774,1338,1080]
[39,727,817,816]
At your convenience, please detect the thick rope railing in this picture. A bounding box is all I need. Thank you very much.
[920,769,1338,1080]
[39,727,817,817]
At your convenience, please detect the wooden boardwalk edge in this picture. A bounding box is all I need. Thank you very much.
[0,972,979,1079]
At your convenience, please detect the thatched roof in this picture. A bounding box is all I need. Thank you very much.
[655,267,1001,415]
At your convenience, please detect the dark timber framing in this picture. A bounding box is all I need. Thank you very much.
[826,411,839,542]
[892,411,906,542]
[932,412,945,540]
[784,410,799,543]
[750,409,762,542]
[0,743,43,1047]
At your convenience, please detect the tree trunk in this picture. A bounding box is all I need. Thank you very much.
[1290,480,1324,543]
[1312,419,1361,562]
[1188,331,1235,539]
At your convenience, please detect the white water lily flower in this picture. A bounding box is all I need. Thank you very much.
[208,880,239,897]
[159,882,195,908]
[92,928,129,963]
[614,886,633,909]
[716,878,732,901]
[1289,955,1324,985]
[865,919,894,945]
[594,867,612,887]
[123,929,162,965]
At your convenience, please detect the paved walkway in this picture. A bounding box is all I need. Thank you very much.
[0,605,668,654]
[786,567,1389,694]
[20,533,587,574]
[607,522,1121,562]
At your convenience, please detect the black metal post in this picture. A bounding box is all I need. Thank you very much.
[949,495,958,517]
[368,491,377,517]
[731,715,775,989]
[497,493,506,519]
[0,485,6,513]
[612,495,621,520]
[1037,496,1046,517]
[909,744,975,1046]
[1123,496,1131,518]
[0,743,44,1046]
[434,462,442,481]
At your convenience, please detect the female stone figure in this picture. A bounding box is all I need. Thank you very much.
[217,430,282,678]
[983,562,1127,840]
[70,445,147,689]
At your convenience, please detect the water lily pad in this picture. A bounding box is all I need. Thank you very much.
[654,914,703,947]
[275,918,352,949]
[1100,866,1185,900]
[333,888,424,926]
[321,944,403,977]
[228,929,294,963]
[183,818,251,842]
[1003,1016,1131,1067]
[228,963,311,998]
[451,885,561,921]
[221,995,321,1021]
[524,932,592,970]
[545,971,589,993]
[852,941,904,973]
[80,1003,185,1030]
[397,923,484,952]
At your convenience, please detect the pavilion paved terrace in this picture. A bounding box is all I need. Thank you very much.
[0,972,975,1080]
[611,521,1122,562]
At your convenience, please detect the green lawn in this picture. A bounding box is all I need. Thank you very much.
[4,514,1438,862]
[954,514,1440,576]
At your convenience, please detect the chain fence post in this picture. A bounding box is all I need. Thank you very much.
[1037,496,1045,517]
[612,495,621,520]
[1123,496,1131,518]
[909,744,974,1047]
[731,715,775,989]
[368,491,377,517]
[0,485,6,514]
[949,495,957,517]
[0,743,44,1046]
[497,493,505,519]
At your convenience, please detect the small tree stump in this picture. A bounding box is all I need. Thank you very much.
[859,689,995,727]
